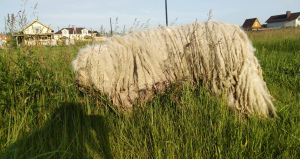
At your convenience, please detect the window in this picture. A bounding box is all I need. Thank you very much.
[33,26,41,34]
[82,30,87,34]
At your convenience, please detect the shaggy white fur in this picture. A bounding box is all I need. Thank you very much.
[72,21,277,117]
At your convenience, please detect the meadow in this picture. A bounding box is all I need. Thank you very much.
[0,28,299,158]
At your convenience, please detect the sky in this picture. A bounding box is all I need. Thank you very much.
[1,0,300,33]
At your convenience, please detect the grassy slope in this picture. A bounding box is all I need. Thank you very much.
[0,28,299,158]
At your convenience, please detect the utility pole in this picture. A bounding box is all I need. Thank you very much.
[165,0,168,26]
[110,18,113,36]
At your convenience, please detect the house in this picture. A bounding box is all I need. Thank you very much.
[54,27,94,41]
[0,34,7,41]
[242,18,262,31]
[266,11,300,28]
[0,34,8,48]
[15,20,55,46]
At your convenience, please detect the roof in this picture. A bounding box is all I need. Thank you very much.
[0,34,7,41]
[266,12,300,23]
[242,18,258,29]
[22,20,53,32]
[0,34,7,38]
[55,28,92,34]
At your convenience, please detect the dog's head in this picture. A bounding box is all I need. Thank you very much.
[72,46,92,87]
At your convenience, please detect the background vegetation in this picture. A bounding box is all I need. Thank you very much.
[0,28,299,158]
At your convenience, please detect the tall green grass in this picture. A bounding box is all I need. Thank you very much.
[0,28,300,158]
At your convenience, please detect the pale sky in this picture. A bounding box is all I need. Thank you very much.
[1,0,300,33]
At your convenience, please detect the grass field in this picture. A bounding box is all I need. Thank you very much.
[0,28,299,158]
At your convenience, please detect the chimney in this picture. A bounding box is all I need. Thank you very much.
[72,25,76,34]
[287,11,291,18]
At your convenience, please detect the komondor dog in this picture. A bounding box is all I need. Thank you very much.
[72,20,277,117]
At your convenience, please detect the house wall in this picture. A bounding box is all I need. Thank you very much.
[23,22,53,34]
[296,17,300,26]
[252,19,262,28]
[267,20,296,28]
[54,29,93,40]
[54,34,84,40]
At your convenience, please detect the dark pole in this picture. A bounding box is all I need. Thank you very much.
[165,0,168,26]
[110,18,113,36]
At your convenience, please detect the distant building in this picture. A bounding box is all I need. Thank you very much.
[242,18,262,31]
[15,20,55,46]
[0,34,7,41]
[266,11,300,28]
[54,27,94,41]
[0,34,8,48]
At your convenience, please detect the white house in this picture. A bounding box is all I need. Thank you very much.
[16,20,55,45]
[266,11,300,28]
[54,27,95,41]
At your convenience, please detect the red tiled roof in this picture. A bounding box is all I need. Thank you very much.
[55,28,92,34]
[0,34,7,41]
[0,34,6,38]
[266,12,300,23]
